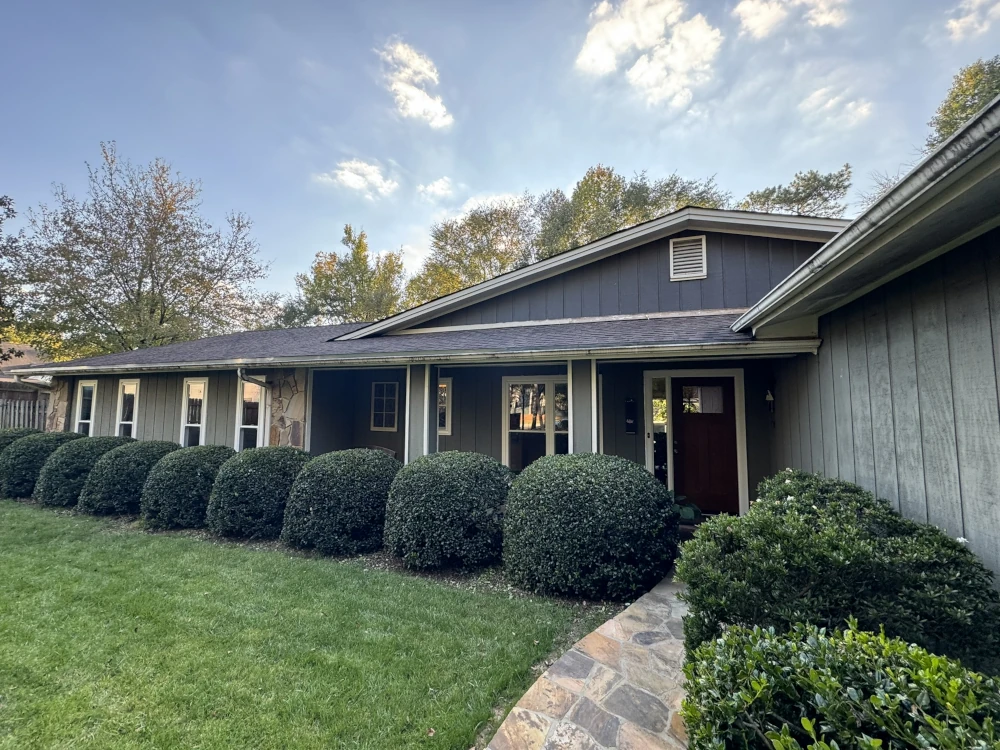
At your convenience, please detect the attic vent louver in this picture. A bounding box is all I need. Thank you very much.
[669,236,707,281]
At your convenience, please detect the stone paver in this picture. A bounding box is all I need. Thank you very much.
[488,577,688,749]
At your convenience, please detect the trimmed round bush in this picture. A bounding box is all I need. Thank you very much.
[385,451,511,570]
[0,428,40,454]
[78,440,180,515]
[206,447,310,539]
[677,470,1000,674]
[282,448,401,556]
[683,623,1000,750]
[0,432,84,498]
[504,453,679,600]
[34,436,135,507]
[140,445,236,530]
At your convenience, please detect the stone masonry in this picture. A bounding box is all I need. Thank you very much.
[268,368,307,449]
[45,377,70,433]
[489,578,688,750]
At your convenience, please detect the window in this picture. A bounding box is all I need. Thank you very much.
[115,379,139,438]
[503,377,570,472]
[235,379,267,451]
[371,382,398,432]
[669,235,707,281]
[437,377,452,436]
[681,385,723,414]
[180,378,208,447]
[74,380,97,435]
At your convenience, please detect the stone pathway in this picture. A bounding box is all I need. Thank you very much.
[488,578,688,750]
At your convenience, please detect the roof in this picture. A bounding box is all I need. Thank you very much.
[735,93,1000,334]
[337,206,850,340]
[9,311,819,375]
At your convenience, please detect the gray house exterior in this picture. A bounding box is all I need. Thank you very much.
[12,97,1000,573]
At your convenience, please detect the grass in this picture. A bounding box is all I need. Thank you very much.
[0,501,605,749]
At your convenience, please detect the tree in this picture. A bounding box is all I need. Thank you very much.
[737,165,852,217]
[927,55,1000,150]
[14,143,271,360]
[284,225,405,325]
[406,196,535,306]
[0,196,22,363]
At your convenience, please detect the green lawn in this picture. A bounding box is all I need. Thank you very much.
[0,501,595,749]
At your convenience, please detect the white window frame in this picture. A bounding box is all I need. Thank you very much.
[437,377,453,436]
[74,380,98,436]
[501,376,570,469]
[115,379,140,438]
[180,377,209,447]
[370,381,399,433]
[233,378,269,451]
[669,235,707,281]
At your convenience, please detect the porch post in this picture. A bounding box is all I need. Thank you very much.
[405,364,428,463]
[424,365,439,456]
[569,359,595,454]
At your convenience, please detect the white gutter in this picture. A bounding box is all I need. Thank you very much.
[734,94,1000,333]
[9,338,820,376]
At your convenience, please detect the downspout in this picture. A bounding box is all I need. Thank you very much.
[12,375,52,391]
[236,368,267,387]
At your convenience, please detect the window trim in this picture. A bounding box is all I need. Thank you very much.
[233,377,269,451]
[115,378,140,438]
[74,379,98,435]
[370,381,399,433]
[501,375,570,469]
[437,377,452,436]
[669,235,708,281]
[180,377,209,447]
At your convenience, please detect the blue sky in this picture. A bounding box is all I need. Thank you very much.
[2,0,998,295]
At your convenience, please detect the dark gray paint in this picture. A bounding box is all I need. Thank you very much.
[310,368,407,457]
[771,229,1000,574]
[423,232,822,327]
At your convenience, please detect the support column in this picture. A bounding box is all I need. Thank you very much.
[569,359,595,454]
[268,368,308,449]
[425,365,439,456]
[46,377,71,433]
[405,364,427,463]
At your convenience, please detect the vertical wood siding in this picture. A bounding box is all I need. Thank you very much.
[422,232,822,327]
[771,229,1000,574]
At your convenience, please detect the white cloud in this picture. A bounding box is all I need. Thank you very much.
[417,176,454,200]
[625,15,722,107]
[313,159,399,200]
[575,0,722,109]
[732,0,848,38]
[458,192,522,214]
[946,0,1000,39]
[378,40,454,129]
[799,86,872,127]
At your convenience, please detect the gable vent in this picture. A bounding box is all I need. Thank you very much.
[669,236,707,281]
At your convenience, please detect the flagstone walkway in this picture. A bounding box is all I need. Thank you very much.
[488,578,688,750]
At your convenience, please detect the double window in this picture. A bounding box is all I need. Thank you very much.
[502,377,569,472]
[180,378,208,447]
[116,379,140,437]
[74,380,97,435]
[236,379,267,450]
[371,382,398,432]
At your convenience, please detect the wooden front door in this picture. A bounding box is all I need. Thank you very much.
[671,377,739,515]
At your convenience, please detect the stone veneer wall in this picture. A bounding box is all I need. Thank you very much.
[269,369,307,449]
[45,378,71,433]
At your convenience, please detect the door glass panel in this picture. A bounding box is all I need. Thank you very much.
[184,425,201,447]
[79,385,94,421]
[241,382,261,428]
[509,432,546,472]
[508,384,546,431]
[119,423,132,438]
[700,386,724,413]
[651,376,669,485]
[553,383,569,433]
[186,382,204,424]
[241,427,258,451]
[554,433,569,455]
[120,386,136,422]
[78,422,90,436]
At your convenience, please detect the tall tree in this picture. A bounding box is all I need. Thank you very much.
[284,225,405,325]
[927,55,1000,150]
[737,165,852,217]
[406,196,535,306]
[14,143,271,360]
[0,196,23,363]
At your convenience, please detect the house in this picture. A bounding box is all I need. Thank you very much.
[1,344,50,430]
[12,96,1000,574]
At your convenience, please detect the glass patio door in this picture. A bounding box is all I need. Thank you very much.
[504,379,569,472]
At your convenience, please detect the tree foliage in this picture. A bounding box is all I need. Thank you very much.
[12,143,272,360]
[0,196,22,363]
[737,165,852,217]
[927,55,1000,150]
[282,225,404,326]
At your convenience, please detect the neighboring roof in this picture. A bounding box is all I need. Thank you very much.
[338,206,850,341]
[735,93,1000,334]
[0,343,47,383]
[9,312,820,375]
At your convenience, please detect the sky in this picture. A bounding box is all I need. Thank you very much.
[2,0,998,296]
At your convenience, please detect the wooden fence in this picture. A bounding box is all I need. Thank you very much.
[0,399,48,430]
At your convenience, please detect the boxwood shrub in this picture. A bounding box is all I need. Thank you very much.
[78,440,180,515]
[282,448,401,556]
[504,453,679,600]
[0,432,84,499]
[683,623,1000,750]
[0,427,40,454]
[140,445,236,530]
[384,451,511,570]
[34,436,134,507]
[677,470,1000,674]
[206,447,310,539]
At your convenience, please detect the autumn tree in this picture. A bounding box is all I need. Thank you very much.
[737,165,852,217]
[283,225,405,325]
[927,55,1000,150]
[0,196,22,363]
[14,143,271,360]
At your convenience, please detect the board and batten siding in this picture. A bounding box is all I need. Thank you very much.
[63,371,239,447]
[771,228,1000,574]
[422,231,822,327]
